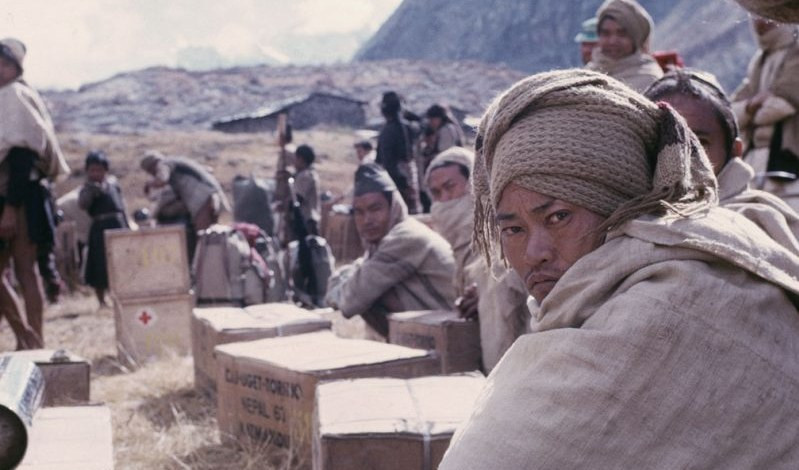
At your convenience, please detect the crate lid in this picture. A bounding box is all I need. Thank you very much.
[215,331,433,372]
[194,303,331,332]
[1,349,86,365]
[317,374,485,437]
[388,310,467,326]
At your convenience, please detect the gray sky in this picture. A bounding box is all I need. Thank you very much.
[2,0,402,90]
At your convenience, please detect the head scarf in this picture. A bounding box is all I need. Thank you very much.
[597,0,654,51]
[472,69,717,264]
[736,0,799,23]
[353,163,407,251]
[424,146,475,186]
[0,38,25,73]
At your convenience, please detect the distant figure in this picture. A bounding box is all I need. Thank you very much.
[353,140,376,165]
[424,147,530,372]
[57,186,92,265]
[292,144,321,236]
[325,163,454,337]
[78,151,129,306]
[376,91,420,214]
[140,151,229,257]
[646,69,799,249]
[735,0,799,23]
[575,17,599,65]
[730,15,799,213]
[0,37,70,349]
[586,0,663,92]
[419,104,464,212]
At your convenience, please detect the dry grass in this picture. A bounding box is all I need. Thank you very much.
[0,128,371,468]
[0,292,368,469]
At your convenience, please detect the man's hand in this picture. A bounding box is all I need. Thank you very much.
[455,283,479,321]
[0,208,17,240]
[746,91,772,115]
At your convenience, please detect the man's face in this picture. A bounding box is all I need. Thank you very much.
[496,183,606,302]
[428,164,469,202]
[661,93,733,175]
[355,146,368,161]
[598,18,635,60]
[580,41,597,65]
[0,56,20,87]
[86,163,107,184]
[353,191,392,244]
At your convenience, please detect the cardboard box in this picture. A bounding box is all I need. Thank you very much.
[105,225,190,300]
[216,331,439,460]
[313,374,485,470]
[18,405,114,470]
[115,293,194,366]
[388,310,482,373]
[1,350,90,406]
[191,303,332,393]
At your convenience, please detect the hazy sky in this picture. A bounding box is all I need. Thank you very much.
[1,0,402,90]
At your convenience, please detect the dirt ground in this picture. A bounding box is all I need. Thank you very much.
[0,128,372,469]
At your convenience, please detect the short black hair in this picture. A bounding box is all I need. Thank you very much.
[354,140,373,151]
[85,150,109,170]
[295,144,316,166]
[429,161,470,181]
[645,69,739,159]
[381,91,401,117]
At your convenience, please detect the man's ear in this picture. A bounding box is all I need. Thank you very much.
[732,137,744,158]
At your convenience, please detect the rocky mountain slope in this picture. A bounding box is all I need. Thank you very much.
[355,0,757,92]
[43,60,525,134]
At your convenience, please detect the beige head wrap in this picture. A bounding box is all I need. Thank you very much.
[140,150,164,171]
[472,69,718,263]
[597,0,654,51]
[736,0,799,23]
[0,38,25,72]
[424,146,475,186]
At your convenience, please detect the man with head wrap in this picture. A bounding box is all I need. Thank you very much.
[736,0,799,23]
[438,70,799,469]
[586,0,663,92]
[731,16,799,213]
[425,147,530,372]
[325,163,455,337]
[646,69,799,249]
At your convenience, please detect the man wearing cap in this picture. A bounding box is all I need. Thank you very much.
[376,91,420,214]
[439,69,799,468]
[0,37,70,348]
[586,0,663,92]
[425,147,529,372]
[731,15,799,213]
[325,163,455,337]
[574,17,599,65]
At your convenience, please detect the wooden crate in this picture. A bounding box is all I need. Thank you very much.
[1,350,90,406]
[18,405,114,470]
[105,225,190,300]
[115,293,194,366]
[314,374,485,470]
[215,331,439,461]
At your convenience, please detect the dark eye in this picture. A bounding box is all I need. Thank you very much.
[500,226,523,236]
[548,211,570,224]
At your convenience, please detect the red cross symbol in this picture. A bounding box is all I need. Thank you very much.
[138,309,154,326]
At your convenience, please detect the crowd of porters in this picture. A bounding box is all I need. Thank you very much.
[2,0,799,467]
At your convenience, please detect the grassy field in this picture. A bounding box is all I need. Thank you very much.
[0,128,370,469]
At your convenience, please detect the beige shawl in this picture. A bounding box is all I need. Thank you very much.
[441,208,799,469]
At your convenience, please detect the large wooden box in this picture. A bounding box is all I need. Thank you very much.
[313,374,485,470]
[388,310,482,373]
[105,225,190,300]
[1,350,90,406]
[115,293,194,366]
[191,303,331,394]
[18,405,114,470]
[215,331,439,462]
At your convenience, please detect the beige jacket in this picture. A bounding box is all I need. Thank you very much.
[326,217,455,319]
[587,50,664,93]
[719,157,799,251]
[441,207,799,469]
